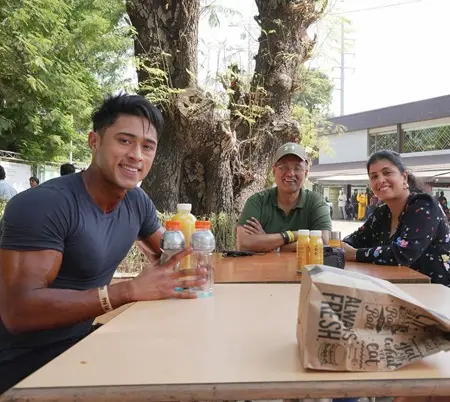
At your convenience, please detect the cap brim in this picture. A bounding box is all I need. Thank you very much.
[274,153,307,164]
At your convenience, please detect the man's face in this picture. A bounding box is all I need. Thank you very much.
[29,179,38,188]
[272,154,308,195]
[88,114,158,190]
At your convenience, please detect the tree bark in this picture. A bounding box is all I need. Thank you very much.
[127,0,327,215]
[126,0,199,88]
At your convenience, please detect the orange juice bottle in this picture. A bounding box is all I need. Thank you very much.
[309,230,324,265]
[172,203,196,269]
[328,231,342,248]
[296,230,310,271]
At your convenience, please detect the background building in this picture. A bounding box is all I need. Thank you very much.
[310,94,450,217]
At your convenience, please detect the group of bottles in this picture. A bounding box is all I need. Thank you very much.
[296,230,342,270]
[160,204,215,297]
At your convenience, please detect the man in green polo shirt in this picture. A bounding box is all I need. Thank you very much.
[237,142,332,252]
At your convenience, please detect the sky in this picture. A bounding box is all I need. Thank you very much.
[197,0,450,116]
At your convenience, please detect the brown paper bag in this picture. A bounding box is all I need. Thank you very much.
[297,264,450,371]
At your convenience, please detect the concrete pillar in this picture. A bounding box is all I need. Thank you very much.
[328,186,341,219]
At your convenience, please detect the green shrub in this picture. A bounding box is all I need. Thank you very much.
[117,210,238,274]
[0,199,7,218]
[197,212,237,251]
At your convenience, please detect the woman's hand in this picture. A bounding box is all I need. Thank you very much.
[342,242,357,261]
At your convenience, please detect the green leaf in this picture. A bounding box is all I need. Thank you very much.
[0,0,133,163]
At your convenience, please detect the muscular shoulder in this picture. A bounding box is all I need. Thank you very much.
[125,187,160,238]
[124,186,156,214]
[1,175,82,251]
[5,176,79,222]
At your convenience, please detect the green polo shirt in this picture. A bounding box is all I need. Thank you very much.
[238,187,332,233]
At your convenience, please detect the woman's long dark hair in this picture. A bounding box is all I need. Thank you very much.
[366,150,423,193]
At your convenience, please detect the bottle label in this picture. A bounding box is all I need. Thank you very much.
[310,244,324,265]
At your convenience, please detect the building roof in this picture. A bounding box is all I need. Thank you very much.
[309,153,450,185]
[329,94,450,132]
[311,152,450,176]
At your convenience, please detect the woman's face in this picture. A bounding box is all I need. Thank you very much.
[368,159,408,202]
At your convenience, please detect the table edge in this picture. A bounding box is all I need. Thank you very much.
[3,378,448,401]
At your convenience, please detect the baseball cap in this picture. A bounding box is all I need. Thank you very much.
[273,142,308,165]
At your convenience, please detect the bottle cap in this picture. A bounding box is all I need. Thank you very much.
[176,203,192,212]
[165,220,181,231]
[195,220,211,229]
[297,230,310,236]
[330,231,341,240]
[310,230,322,237]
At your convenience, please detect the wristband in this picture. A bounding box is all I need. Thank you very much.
[98,286,113,313]
[280,231,289,245]
[286,230,295,243]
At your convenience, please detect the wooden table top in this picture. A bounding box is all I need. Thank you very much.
[214,252,431,284]
[5,283,450,401]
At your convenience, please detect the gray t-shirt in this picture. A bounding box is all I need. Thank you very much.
[0,173,160,363]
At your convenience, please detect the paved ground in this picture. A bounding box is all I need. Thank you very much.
[332,219,365,238]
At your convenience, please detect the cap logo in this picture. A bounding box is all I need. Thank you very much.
[284,144,296,151]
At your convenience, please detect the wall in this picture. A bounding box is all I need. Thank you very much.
[319,130,368,164]
[38,164,60,182]
[0,160,32,193]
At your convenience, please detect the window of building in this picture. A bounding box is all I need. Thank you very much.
[368,130,398,154]
[403,124,450,153]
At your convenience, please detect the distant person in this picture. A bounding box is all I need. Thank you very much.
[29,177,39,188]
[337,189,347,219]
[324,196,333,218]
[438,191,447,208]
[344,199,353,220]
[237,142,332,252]
[0,165,17,201]
[350,188,358,220]
[356,189,367,220]
[366,191,379,217]
[60,163,76,176]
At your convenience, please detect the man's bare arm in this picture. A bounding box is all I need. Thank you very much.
[0,247,205,334]
[137,227,165,264]
[0,249,132,334]
[280,242,297,252]
[236,226,286,252]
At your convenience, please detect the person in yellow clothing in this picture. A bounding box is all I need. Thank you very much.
[357,190,367,220]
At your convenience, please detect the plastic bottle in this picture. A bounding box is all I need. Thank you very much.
[296,230,310,271]
[328,231,343,248]
[190,221,216,297]
[160,221,185,273]
[172,203,196,269]
[309,230,324,265]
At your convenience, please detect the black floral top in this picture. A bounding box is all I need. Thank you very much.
[343,193,450,287]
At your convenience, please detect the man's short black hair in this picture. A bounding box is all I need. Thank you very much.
[29,176,39,184]
[60,163,76,176]
[91,93,164,138]
[0,165,5,180]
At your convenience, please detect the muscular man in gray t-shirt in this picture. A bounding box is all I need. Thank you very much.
[0,94,206,393]
[0,172,159,359]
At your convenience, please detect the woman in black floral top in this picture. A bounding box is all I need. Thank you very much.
[343,150,450,287]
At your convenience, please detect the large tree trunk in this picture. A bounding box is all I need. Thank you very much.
[127,0,327,215]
